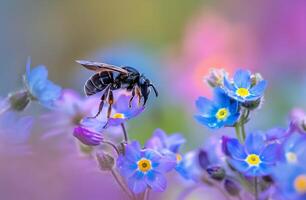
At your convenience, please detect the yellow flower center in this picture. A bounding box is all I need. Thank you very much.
[216,108,229,120]
[286,152,297,164]
[246,154,261,166]
[137,158,152,173]
[294,175,306,193]
[236,88,250,97]
[176,153,182,163]
[112,113,125,119]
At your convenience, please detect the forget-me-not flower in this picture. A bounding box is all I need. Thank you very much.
[223,69,267,103]
[195,87,240,129]
[145,129,188,179]
[116,141,176,194]
[24,58,62,108]
[223,132,278,176]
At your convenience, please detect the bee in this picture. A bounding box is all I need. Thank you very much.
[77,60,158,118]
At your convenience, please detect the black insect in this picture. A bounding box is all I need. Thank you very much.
[77,60,158,118]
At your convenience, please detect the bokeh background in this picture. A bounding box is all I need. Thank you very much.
[0,0,306,199]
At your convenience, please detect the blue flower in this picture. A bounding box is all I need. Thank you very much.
[223,69,267,102]
[272,134,306,199]
[145,129,189,179]
[117,141,176,194]
[24,58,62,108]
[273,164,306,200]
[194,87,240,129]
[106,94,144,127]
[223,132,279,176]
[279,133,306,165]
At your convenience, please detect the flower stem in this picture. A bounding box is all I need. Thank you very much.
[143,188,151,200]
[254,177,258,200]
[121,123,128,143]
[240,123,246,142]
[111,168,134,200]
[234,123,243,143]
[102,140,120,155]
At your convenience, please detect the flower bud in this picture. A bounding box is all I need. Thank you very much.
[117,142,126,155]
[78,142,94,155]
[96,152,115,171]
[8,90,30,111]
[250,73,263,86]
[206,165,225,181]
[205,69,227,88]
[198,149,210,169]
[73,126,103,146]
[241,98,262,110]
[224,178,240,196]
[290,108,306,134]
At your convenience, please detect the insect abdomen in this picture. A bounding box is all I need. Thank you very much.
[84,72,112,96]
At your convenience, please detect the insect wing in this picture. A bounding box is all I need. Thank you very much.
[76,60,128,74]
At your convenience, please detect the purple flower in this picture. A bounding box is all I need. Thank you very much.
[145,129,188,178]
[223,132,279,176]
[145,129,186,154]
[223,69,267,103]
[264,127,292,144]
[116,141,176,194]
[73,126,103,146]
[41,89,109,138]
[0,111,33,155]
[107,94,144,127]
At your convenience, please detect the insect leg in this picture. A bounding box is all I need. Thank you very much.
[107,90,114,119]
[136,86,143,106]
[89,86,110,118]
[129,86,136,107]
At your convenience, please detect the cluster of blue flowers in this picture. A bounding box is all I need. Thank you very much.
[194,69,306,200]
[3,60,306,200]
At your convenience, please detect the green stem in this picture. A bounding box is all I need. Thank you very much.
[240,123,246,142]
[234,123,243,143]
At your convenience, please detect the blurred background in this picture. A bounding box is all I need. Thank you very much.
[0,0,306,199]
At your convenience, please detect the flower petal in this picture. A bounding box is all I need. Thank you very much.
[117,156,137,177]
[250,80,267,96]
[260,143,279,164]
[223,77,236,91]
[226,138,247,160]
[194,115,218,129]
[228,159,248,173]
[125,141,142,162]
[155,154,176,173]
[245,166,261,177]
[225,113,240,126]
[27,66,48,89]
[145,171,167,192]
[166,133,186,153]
[213,87,230,107]
[195,97,216,116]
[127,171,147,194]
[245,132,265,155]
[233,69,251,88]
